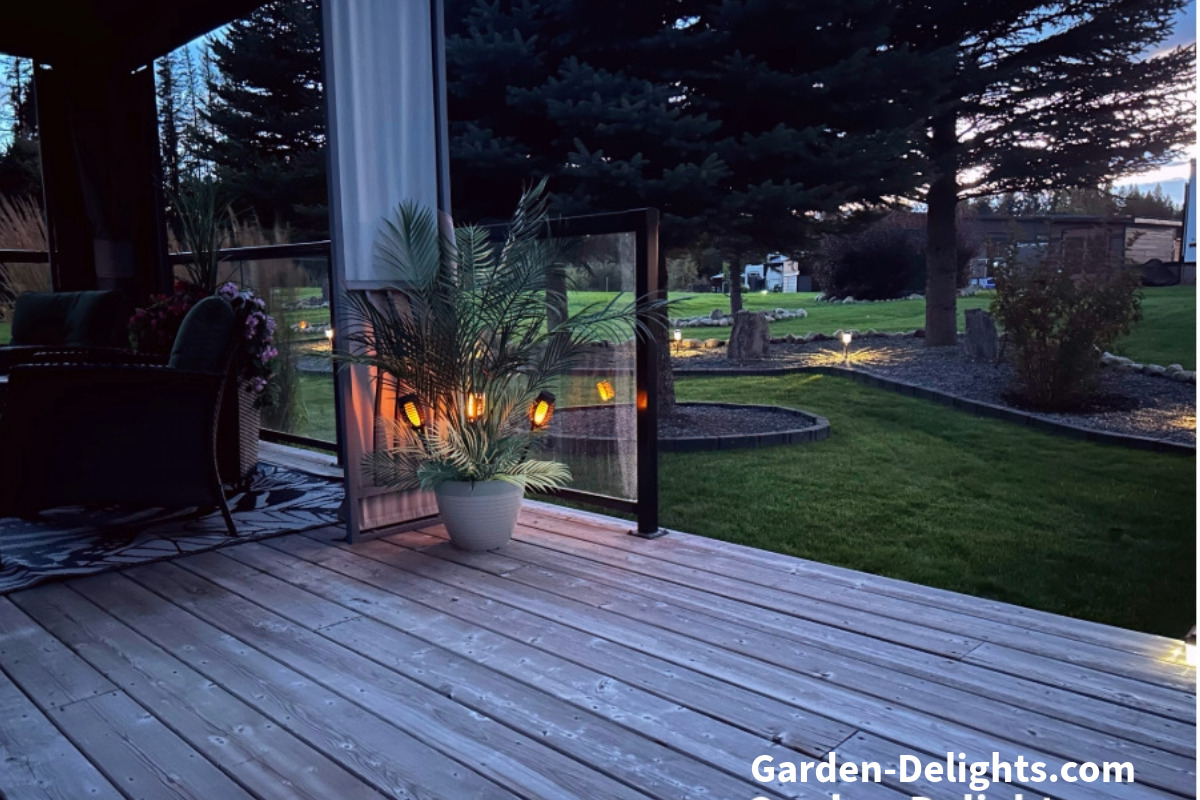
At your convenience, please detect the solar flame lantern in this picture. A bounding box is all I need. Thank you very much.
[466,391,486,422]
[672,327,682,352]
[397,393,425,432]
[529,391,556,430]
[841,330,853,365]
[324,327,334,341]
[596,380,616,402]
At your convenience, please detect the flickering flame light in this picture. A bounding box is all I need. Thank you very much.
[397,393,424,431]
[529,391,556,429]
[466,392,486,422]
[298,319,309,330]
[597,380,616,402]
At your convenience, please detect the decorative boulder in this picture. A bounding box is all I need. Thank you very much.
[703,338,722,349]
[711,308,725,321]
[963,308,999,362]
[727,311,771,361]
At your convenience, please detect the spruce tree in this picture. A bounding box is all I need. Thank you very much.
[156,54,182,198]
[0,56,40,202]
[889,0,1195,345]
[666,0,944,312]
[446,0,725,250]
[198,0,327,239]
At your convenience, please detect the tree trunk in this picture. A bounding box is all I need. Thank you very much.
[545,266,567,330]
[924,114,959,347]
[656,250,676,417]
[728,260,744,315]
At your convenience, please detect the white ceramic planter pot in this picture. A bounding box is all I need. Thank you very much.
[434,480,524,551]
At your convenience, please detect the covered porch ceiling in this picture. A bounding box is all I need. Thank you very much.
[0,0,267,69]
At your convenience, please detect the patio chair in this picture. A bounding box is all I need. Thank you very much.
[0,295,239,539]
[0,289,126,374]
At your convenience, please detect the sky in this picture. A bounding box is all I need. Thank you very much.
[1114,1,1198,201]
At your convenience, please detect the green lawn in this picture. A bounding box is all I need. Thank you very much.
[567,285,1196,369]
[1109,285,1196,369]
[662,373,1194,636]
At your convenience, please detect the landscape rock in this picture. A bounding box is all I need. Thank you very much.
[842,297,857,304]
[963,308,999,362]
[710,308,725,321]
[703,338,722,349]
[785,333,797,344]
[728,312,771,361]
[1144,364,1167,377]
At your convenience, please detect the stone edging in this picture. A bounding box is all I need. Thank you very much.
[545,401,829,454]
[660,401,830,453]
[673,364,1195,456]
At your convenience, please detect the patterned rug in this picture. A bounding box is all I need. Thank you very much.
[0,463,344,593]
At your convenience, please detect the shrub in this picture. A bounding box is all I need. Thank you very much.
[991,241,1142,411]
[814,215,921,300]
[814,211,977,300]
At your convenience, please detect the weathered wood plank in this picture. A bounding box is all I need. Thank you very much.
[261,534,857,757]
[520,507,1196,691]
[393,530,1196,797]
[218,541,900,800]
[0,596,115,708]
[273,534,1175,800]
[521,502,1184,659]
[0,672,124,800]
[402,531,1196,796]
[417,526,1196,759]
[141,556,667,800]
[1,597,253,800]
[46,690,256,800]
[11,583,390,800]
[510,513,1198,706]
[71,569,518,800]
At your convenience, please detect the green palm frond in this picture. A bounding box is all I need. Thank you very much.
[343,181,668,491]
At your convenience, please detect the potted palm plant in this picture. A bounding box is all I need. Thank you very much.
[343,181,656,550]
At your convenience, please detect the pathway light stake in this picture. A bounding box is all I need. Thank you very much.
[841,331,853,365]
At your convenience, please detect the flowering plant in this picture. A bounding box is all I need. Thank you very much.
[128,279,278,406]
[127,279,207,355]
[217,282,278,402]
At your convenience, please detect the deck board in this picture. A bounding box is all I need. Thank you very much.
[1,504,1194,800]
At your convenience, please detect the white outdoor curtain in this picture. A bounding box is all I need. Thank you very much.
[323,0,451,538]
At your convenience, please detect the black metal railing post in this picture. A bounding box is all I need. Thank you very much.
[631,208,666,538]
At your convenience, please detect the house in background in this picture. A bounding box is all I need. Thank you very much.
[743,253,807,292]
[973,215,1186,279]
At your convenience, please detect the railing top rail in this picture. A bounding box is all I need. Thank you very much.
[168,240,332,264]
[0,249,50,263]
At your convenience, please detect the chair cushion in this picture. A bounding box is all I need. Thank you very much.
[63,290,124,346]
[10,292,70,345]
[10,290,124,347]
[168,296,235,373]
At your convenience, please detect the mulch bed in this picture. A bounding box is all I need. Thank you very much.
[674,337,1196,446]
[557,402,817,439]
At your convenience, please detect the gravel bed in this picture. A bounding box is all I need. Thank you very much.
[674,337,1196,445]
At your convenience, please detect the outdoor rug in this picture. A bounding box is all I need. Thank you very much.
[0,463,344,593]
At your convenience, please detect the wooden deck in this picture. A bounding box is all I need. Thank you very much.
[0,502,1194,800]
